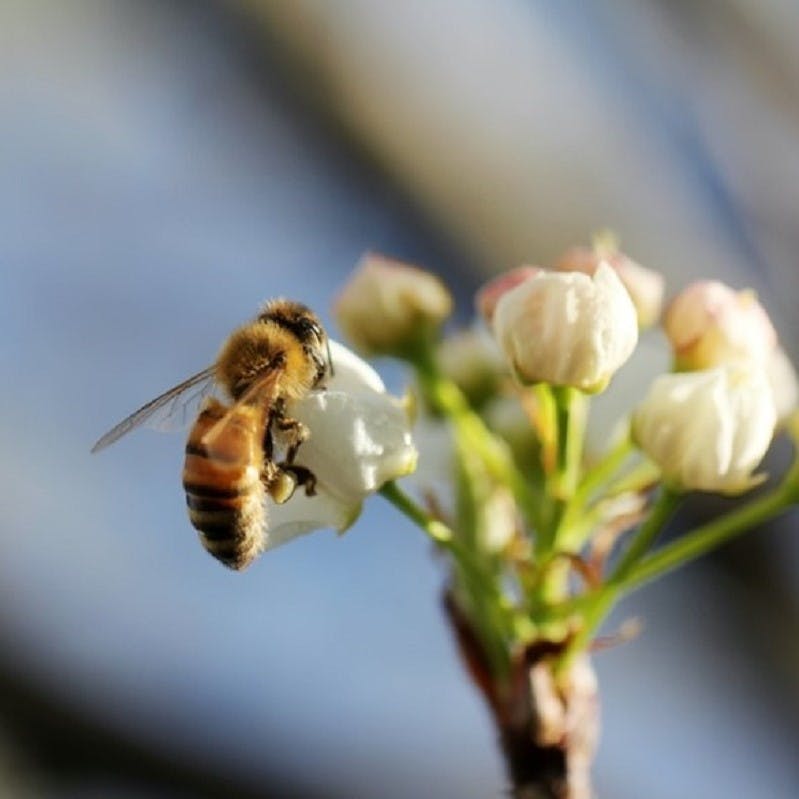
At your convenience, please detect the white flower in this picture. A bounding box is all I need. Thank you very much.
[492,264,638,393]
[475,266,543,324]
[335,253,453,355]
[632,365,777,494]
[265,341,417,549]
[555,245,664,329]
[663,281,777,371]
[766,347,799,426]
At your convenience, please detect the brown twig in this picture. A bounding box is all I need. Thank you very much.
[443,590,599,799]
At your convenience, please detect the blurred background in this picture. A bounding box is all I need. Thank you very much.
[1,1,798,796]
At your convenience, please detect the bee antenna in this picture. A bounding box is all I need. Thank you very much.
[326,338,335,377]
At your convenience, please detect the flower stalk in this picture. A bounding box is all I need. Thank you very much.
[553,387,588,501]
[412,342,545,540]
[624,469,799,591]
[378,480,452,545]
[556,488,681,674]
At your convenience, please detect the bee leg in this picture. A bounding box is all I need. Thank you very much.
[260,458,299,504]
[278,464,317,497]
[262,422,275,461]
[272,409,310,466]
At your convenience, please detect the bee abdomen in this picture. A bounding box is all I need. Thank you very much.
[182,400,267,570]
[185,486,265,570]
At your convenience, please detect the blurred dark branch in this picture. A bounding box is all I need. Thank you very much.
[0,654,331,799]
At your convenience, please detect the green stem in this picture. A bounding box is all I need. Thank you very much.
[556,466,799,675]
[379,480,513,676]
[377,481,497,613]
[540,388,587,559]
[576,430,634,506]
[414,352,543,538]
[379,481,452,545]
[610,488,681,582]
[555,488,680,674]
[559,590,615,672]
[552,387,587,500]
[532,382,558,478]
[551,435,635,555]
[603,459,661,499]
[621,482,796,591]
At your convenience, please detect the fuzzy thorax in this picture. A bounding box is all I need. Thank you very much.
[214,320,318,401]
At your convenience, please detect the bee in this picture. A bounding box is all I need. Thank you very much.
[92,299,333,570]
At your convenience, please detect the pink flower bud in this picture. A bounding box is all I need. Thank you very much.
[663,281,777,371]
[335,253,453,355]
[556,246,664,328]
[475,266,542,324]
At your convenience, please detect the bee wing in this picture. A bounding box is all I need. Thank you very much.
[91,367,218,453]
[199,369,285,456]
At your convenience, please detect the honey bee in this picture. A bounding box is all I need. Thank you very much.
[92,299,332,570]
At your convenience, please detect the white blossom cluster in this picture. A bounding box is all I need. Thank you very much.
[260,240,799,548]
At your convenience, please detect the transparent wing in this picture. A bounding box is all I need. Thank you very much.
[91,367,218,453]
[199,369,285,456]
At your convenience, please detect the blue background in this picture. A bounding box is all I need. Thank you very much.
[1,2,797,797]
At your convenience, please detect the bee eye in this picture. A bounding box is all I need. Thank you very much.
[299,319,323,339]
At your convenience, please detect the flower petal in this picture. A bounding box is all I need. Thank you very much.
[264,489,361,551]
[258,340,417,550]
[766,346,799,425]
[632,365,777,494]
[556,244,664,328]
[325,339,386,394]
[290,387,417,501]
[492,264,638,392]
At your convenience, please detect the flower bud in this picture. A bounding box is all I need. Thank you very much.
[483,395,539,468]
[556,245,664,328]
[632,365,777,494]
[475,266,543,324]
[335,253,453,356]
[436,326,507,408]
[663,281,777,371]
[767,347,799,425]
[492,264,638,392]
[478,486,518,553]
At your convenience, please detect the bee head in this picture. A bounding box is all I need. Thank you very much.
[259,299,333,384]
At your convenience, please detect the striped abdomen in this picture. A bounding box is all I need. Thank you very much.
[182,398,268,570]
